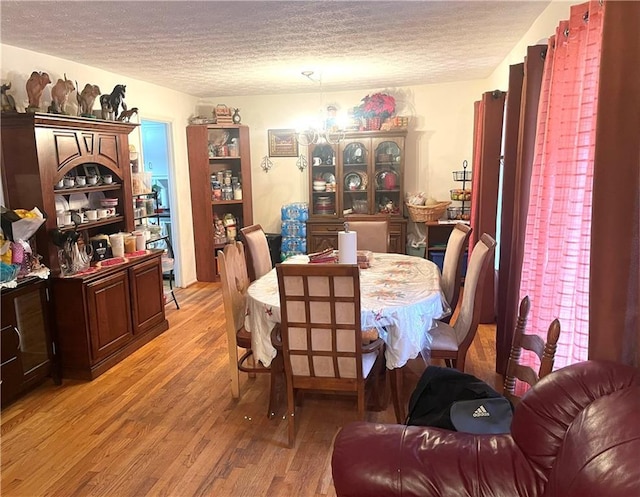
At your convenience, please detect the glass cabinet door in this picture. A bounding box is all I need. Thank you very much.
[14,288,49,376]
[373,139,403,215]
[341,140,370,215]
[310,143,337,216]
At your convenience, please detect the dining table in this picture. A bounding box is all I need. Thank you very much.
[244,252,451,370]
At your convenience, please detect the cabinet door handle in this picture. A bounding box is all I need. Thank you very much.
[13,326,22,350]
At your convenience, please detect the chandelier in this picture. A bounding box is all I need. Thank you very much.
[295,71,345,146]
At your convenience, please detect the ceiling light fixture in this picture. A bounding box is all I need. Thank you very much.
[296,71,345,147]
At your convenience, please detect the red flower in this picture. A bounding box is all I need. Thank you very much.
[358,93,396,119]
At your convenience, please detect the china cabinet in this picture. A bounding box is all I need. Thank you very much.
[306,130,407,254]
[1,114,169,380]
[1,277,57,407]
[186,124,253,281]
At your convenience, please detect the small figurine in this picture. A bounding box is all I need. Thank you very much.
[117,107,138,122]
[76,83,101,117]
[1,83,17,112]
[99,84,126,120]
[25,71,51,112]
[48,74,76,114]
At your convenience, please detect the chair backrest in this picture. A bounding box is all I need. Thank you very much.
[451,233,496,349]
[503,295,561,403]
[276,263,366,388]
[218,241,249,335]
[441,223,473,312]
[240,224,272,281]
[345,216,390,253]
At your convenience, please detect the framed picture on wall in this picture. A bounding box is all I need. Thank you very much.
[268,129,299,157]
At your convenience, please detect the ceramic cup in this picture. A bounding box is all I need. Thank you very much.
[63,211,72,225]
[56,210,65,227]
[85,209,98,221]
[102,174,113,184]
[63,177,75,188]
[87,175,99,185]
[76,175,86,186]
[313,157,322,166]
[98,208,109,219]
[55,179,65,189]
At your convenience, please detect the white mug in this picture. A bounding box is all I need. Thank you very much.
[85,209,98,221]
[63,177,75,188]
[76,175,86,186]
[98,208,109,219]
[87,175,98,185]
[102,174,113,184]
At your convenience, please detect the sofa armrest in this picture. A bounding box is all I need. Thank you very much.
[332,421,540,497]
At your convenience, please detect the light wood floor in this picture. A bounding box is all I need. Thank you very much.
[1,282,501,497]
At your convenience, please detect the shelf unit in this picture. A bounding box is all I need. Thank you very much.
[186,124,253,282]
[132,190,179,308]
[448,160,472,221]
[306,130,408,254]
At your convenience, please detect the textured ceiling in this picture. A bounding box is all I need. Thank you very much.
[0,1,551,98]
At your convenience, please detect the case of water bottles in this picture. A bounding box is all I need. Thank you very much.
[280,202,308,260]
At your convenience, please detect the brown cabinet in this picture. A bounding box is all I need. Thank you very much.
[186,124,253,281]
[1,114,168,380]
[307,130,408,254]
[1,277,56,408]
[1,113,137,274]
[53,252,168,380]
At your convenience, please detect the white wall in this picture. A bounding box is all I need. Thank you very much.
[1,44,199,286]
[1,0,570,283]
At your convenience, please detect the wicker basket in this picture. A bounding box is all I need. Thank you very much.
[406,201,451,222]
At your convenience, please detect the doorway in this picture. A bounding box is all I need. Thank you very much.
[140,119,179,285]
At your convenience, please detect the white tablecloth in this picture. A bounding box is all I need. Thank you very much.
[245,253,450,369]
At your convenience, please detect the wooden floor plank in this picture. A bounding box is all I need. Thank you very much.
[1,281,500,497]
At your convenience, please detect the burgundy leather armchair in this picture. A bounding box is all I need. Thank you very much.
[332,360,640,497]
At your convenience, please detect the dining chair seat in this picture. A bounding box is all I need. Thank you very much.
[428,321,459,351]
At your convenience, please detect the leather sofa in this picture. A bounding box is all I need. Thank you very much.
[332,360,640,497]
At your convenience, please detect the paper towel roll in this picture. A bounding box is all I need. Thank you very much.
[338,231,357,264]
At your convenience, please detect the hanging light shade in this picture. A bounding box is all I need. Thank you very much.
[295,71,345,146]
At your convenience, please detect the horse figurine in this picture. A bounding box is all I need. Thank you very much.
[99,84,126,120]
[117,107,138,122]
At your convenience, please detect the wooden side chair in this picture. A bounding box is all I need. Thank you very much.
[218,241,281,418]
[240,224,273,282]
[344,216,390,253]
[275,263,385,447]
[389,233,496,423]
[440,223,472,323]
[503,295,561,405]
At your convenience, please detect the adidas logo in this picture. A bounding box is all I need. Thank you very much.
[472,405,491,418]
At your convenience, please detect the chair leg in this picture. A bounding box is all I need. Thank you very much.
[228,346,240,399]
[357,384,365,419]
[287,384,296,448]
[267,352,284,419]
[389,367,405,423]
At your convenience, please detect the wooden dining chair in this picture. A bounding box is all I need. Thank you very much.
[440,223,472,323]
[503,295,561,405]
[344,216,390,253]
[389,233,496,423]
[218,241,281,418]
[240,224,273,282]
[274,263,385,447]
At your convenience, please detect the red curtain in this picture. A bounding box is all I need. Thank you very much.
[518,0,604,371]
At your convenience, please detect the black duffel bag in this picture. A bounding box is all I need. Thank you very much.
[406,365,513,434]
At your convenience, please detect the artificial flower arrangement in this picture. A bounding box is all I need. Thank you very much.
[356,92,396,119]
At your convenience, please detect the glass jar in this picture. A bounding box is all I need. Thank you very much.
[212,181,222,201]
[222,184,233,201]
[233,183,243,200]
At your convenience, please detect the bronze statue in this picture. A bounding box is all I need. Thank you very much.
[1,83,17,112]
[76,83,101,117]
[48,74,76,114]
[25,71,51,112]
[99,84,126,120]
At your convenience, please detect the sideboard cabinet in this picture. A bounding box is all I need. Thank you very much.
[52,252,168,380]
[307,130,408,254]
